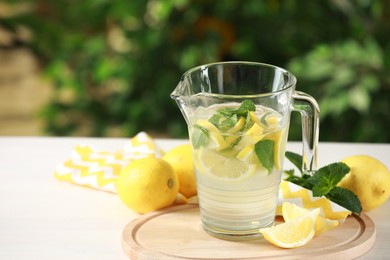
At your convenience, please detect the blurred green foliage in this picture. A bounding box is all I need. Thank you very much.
[3,0,390,142]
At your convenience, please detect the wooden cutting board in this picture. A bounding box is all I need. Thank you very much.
[122,204,375,259]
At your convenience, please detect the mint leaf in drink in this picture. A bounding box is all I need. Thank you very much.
[255,139,274,174]
[209,113,238,131]
[209,99,256,132]
[191,124,209,149]
[236,100,256,132]
[327,187,362,214]
[216,107,237,117]
[243,112,253,130]
[208,114,221,127]
[307,162,350,197]
[237,99,256,117]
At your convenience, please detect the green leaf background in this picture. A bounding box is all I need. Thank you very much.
[3,0,390,141]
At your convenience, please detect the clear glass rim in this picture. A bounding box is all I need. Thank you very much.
[179,61,297,99]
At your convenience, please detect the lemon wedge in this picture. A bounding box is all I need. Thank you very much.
[259,208,320,248]
[282,202,339,235]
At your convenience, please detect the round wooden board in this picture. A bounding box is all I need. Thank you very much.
[122,204,376,259]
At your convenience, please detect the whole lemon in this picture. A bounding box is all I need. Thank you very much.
[338,155,390,211]
[163,144,197,198]
[116,157,179,214]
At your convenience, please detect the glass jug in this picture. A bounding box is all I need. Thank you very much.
[171,61,320,240]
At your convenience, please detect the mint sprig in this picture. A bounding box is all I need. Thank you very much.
[209,100,255,131]
[308,162,350,197]
[284,151,362,214]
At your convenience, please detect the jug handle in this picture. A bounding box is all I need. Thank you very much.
[292,91,320,175]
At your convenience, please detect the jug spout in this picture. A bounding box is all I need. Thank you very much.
[170,80,186,101]
[171,80,192,125]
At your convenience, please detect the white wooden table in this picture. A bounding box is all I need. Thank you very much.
[0,137,389,259]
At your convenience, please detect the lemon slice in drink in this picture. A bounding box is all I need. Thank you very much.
[259,208,320,248]
[246,122,263,135]
[249,111,262,126]
[236,145,256,163]
[226,116,246,134]
[196,120,228,150]
[266,128,287,170]
[236,145,269,176]
[266,115,279,128]
[282,202,339,235]
[199,149,255,181]
[246,123,264,143]
[235,123,264,149]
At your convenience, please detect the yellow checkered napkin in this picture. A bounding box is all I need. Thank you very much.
[54,132,164,193]
[277,180,351,221]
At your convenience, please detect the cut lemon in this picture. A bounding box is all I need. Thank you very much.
[265,128,287,170]
[282,201,310,221]
[235,123,264,149]
[246,122,264,136]
[282,202,339,235]
[259,208,319,248]
[209,133,229,151]
[196,120,228,150]
[224,135,241,148]
[226,116,246,134]
[249,111,262,125]
[236,145,269,176]
[199,149,255,181]
[236,145,256,163]
[315,216,339,235]
[266,115,279,128]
